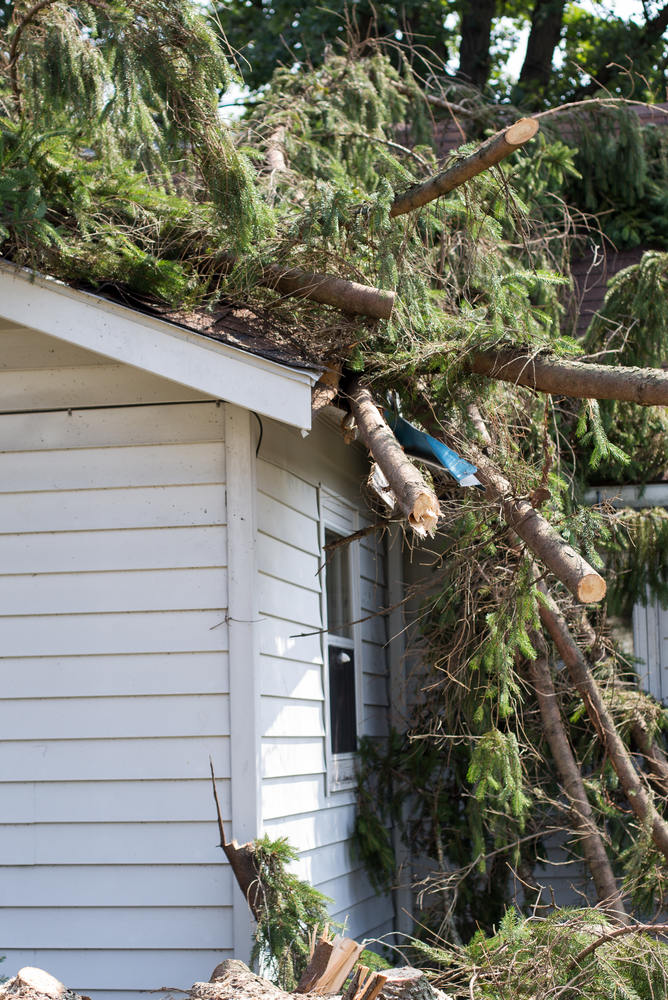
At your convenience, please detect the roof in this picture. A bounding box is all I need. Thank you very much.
[0,261,319,430]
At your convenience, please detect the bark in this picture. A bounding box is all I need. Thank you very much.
[517,0,567,94]
[389,118,539,218]
[209,760,265,920]
[261,264,395,320]
[380,968,446,1000]
[528,632,628,922]
[536,582,668,861]
[348,380,441,537]
[631,716,668,798]
[466,440,606,603]
[296,939,335,993]
[266,126,287,174]
[469,348,668,405]
[458,0,496,91]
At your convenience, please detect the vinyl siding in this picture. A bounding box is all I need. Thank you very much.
[0,392,231,1000]
[257,415,395,943]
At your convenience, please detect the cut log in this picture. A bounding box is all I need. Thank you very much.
[309,936,364,994]
[262,265,395,320]
[536,581,668,862]
[390,118,538,218]
[2,970,67,1000]
[348,380,441,537]
[379,968,447,1000]
[196,965,285,1000]
[466,441,606,603]
[528,632,628,923]
[296,938,335,993]
[470,348,668,406]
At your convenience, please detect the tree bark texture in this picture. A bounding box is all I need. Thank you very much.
[261,265,395,319]
[465,440,606,603]
[536,582,668,861]
[518,0,567,94]
[348,380,441,537]
[528,633,628,921]
[458,0,496,90]
[389,118,539,218]
[470,348,668,405]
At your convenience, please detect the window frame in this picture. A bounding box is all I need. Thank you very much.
[319,487,364,792]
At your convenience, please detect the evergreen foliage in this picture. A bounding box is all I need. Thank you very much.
[250,836,332,991]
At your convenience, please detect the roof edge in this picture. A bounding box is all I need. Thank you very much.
[0,261,318,429]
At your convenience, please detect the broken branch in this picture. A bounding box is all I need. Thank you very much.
[470,348,668,406]
[528,631,627,922]
[536,583,668,862]
[389,118,539,218]
[348,379,441,537]
[261,264,395,319]
[467,440,606,603]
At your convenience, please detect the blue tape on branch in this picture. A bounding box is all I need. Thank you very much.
[387,412,483,488]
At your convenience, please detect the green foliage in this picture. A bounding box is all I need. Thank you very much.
[417,907,668,999]
[250,836,332,990]
[602,508,668,617]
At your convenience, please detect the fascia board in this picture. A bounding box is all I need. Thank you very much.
[584,483,668,508]
[0,262,317,429]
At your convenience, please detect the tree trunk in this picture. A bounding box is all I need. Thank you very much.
[465,440,606,603]
[528,632,628,921]
[517,0,567,98]
[457,0,496,91]
[469,348,668,405]
[348,380,440,537]
[536,582,668,861]
[389,118,538,218]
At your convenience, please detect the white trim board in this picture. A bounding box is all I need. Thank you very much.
[585,484,668,508]
[0,262,317,429]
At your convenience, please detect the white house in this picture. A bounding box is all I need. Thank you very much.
[0,262,403,1000]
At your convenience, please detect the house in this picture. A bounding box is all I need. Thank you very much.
[0,261,404,1000]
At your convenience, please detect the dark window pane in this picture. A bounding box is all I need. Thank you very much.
[325,529,353,638]
[329,644,357,754]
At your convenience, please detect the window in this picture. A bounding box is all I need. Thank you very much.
[321,494,362,788]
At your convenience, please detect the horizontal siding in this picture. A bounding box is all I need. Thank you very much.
[0,778,231,822]
[2,865,233,906]
[1,652,229,699]
[1,821,228,865]
[0,399,233,998]
[5,907,233,949]
[257,435,394,944]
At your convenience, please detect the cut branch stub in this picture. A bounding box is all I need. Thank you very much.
[262,264,395,320]
[470,348,668,405]
[348,380,441,537]
[390,117,538,218]
[467,442,606,603]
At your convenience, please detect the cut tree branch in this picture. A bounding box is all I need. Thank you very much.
[348,380,440,537]
[209,759,265,920]
[528,631,627,922]
[470,348,668,405]
[536,584,668,861]
[389,118,539,218]
[261,264,395,320]
[465,439,606,603]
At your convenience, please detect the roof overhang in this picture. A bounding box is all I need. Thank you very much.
[0,262,318,429]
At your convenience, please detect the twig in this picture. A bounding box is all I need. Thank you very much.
[209,755,226,849]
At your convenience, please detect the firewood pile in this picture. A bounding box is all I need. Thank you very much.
[1,953,451,1000]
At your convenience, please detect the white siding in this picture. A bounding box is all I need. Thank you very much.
[0,393,231,1000]
[256,415,395,943]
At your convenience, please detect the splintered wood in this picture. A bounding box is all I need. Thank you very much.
[298,935,364,993]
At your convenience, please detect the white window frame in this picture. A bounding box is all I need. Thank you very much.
[319,487,364,792]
